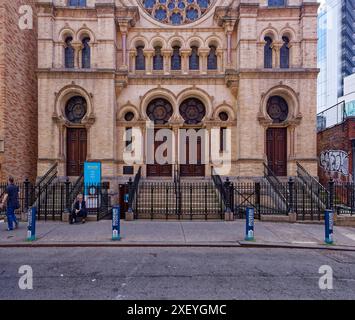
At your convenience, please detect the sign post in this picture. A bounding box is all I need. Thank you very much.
[84,161,102,209]
[27,207,37,241]
[112,205,120,241]
[245,206,254,241]
[325,209,334,245]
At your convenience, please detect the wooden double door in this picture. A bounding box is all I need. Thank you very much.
[146,129,205,177]
[67,128,87,176]
[180,134,205,177]
[266,127,287,176]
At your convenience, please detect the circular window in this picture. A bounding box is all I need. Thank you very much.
[179,98,206,124]
[219,111,229,121]
[267,96,289,123]
[146,98,173,124]
[124,111,135,121]
[65,96,87,123]
[140,0,214,25]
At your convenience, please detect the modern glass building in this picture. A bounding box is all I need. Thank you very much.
[317,0,355,113]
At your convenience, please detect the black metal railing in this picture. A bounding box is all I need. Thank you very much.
[333,182,355,216]
[129,167,141,217]
[135,180,224,219]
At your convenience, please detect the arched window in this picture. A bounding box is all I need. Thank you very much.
[65,96,87,123]
[171,46,181,70]
[207,45,217,70]
[81,37,90,69]
[267,96,289,123]
[146,98,173,124]
[65,36,75,69]
[179,98,206,124]
[280,36,290,69]
[264,36,273,69]
[153,46,164,70]
[135,46,145,70]
[69,0,87,6]
[189,46,199,70]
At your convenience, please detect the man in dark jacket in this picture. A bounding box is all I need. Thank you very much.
[70,193,87,224]
[1,177,19,231]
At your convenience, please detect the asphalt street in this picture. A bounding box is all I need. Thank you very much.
[0,247,354,300]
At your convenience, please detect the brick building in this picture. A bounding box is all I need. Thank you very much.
[0,0,38,181]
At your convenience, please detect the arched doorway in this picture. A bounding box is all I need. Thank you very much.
[65,96,88,176]
[146,98,173,177]
[179,98,206,177]
[265,96,288,176]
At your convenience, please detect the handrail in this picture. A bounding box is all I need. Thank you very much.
[68,173,84,206]
[263,162,288,204]
[37,162,58,187]
[211,167,227,206]
[296,161,328,207]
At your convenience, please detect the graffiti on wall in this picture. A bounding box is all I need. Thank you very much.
[319,150,349,176]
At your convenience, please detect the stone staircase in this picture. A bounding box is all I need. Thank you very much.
[134,179,224,219]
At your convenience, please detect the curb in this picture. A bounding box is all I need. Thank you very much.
[0,241,354,251]
[238,241,355,252]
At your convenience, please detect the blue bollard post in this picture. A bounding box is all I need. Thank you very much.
[245,206,255,241]
[27,207,37,241]
[112,205,121,241]
[325,209,334,245]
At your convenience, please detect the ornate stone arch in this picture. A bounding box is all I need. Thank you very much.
[58,26,75,42]
[205,35,223,49]
[213,103,236,121]
[186,35,204,49]
[129,35,149,50]
[149,36,167,50]
[279,26,297,42]
[167,35,186,49]
[176,87,213,121]
[258,85,302,127]
[117,103,140,122]
[76,27,96,42]
[140,88,177,120]
[54,84,95,126]
[259,26,279,42]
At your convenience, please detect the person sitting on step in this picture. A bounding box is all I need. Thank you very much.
[70,194,87,224]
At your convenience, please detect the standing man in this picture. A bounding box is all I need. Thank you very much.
[1,177,19,231]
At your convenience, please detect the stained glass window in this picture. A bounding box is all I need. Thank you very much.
[153,46,164,70]
[65,37,74,69]
[82,37,90,69]
[268,0,286,7]
[207,45,217,70]
[264,36,273,69]
[171,46,181,70]
[69,0,86,6]
[280,36,290,69]
[136,46,146,70]
[189,46,199,70]
[140,0,213,25]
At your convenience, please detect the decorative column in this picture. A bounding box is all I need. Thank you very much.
[226,31,232,67]
[72,41,83,69]
[129,49,136,73]
[144,49,154,75]
[180,49,191,75]
[216,48,224,73]
[162,49,172,75]
[117,18,131,71]
[273,42,282,68]
[198,48,209,75]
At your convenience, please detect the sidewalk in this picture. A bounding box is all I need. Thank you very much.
[1,219,355,250]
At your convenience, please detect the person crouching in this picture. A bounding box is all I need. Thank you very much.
[70,194,87,224]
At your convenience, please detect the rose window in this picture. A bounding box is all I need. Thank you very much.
[141,0,214,25]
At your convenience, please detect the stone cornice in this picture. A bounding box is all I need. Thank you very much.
[37,68,116,79]
[237,68,319,79]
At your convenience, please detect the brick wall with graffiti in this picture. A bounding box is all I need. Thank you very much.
[317,118,355,186]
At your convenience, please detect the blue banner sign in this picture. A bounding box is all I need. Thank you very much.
[27,207,36,241]
[84,161,102,186]
[245,207,254,241]
[325,209,334,244]
[112,205,121,241]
